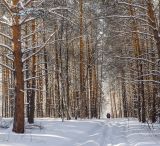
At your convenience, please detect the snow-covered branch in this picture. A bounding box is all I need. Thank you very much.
[0,20,11,26]
[24,0,32,8]
[20,14,32,25]
[109,30,154,38]
[49,7,70,12]
[151,70,160,74]
[22,28,59,63]
[21,24,41,40]
[1,0,12,15]
[6,54,14,61]
[0,32,12,40]
[105,15,149,24]
[0,43,13,52]
[118,76,160,84]
[49,11,77,25]
[117,1,147,11]
[115,56,155,64]
[0,62,14,71]
[0,54,14,61]
[24,73,49,81]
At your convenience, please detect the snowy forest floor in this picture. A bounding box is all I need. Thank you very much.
[0,118,160,146]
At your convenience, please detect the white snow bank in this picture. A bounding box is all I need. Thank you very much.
[0,118,160,146]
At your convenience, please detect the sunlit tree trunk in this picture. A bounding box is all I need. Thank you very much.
[12,0,24,133]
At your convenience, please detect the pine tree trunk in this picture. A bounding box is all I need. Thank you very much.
[12,0,24,133]
[121,74,128,117]
[55,25,61,117]
[65,25,71,120]
[79,0,86,118]
[28,20,36,123]
[129,0,146,122]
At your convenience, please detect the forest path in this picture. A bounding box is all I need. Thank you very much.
[72,118,130,146]
[70,118,160,146]
[0,118,160,146]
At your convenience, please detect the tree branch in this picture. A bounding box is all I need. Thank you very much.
[0,43,13,52]
[22,28,59,62]
[0,62,14,71]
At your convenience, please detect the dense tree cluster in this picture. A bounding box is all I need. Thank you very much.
[0,0,104,133]
[1,0,160,134]
[102,0,160,123]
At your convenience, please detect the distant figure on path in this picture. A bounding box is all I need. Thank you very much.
[106,113,111,119]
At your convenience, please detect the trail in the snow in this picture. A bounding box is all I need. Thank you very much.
[103,119,130,146]
[100,121,113,146]
[73,119,130,146]
[1,118,160,146]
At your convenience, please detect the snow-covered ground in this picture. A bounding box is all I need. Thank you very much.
[0,118,160,146]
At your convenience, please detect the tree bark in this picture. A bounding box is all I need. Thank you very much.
[12,0,24,133]
[79,0,86,118]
